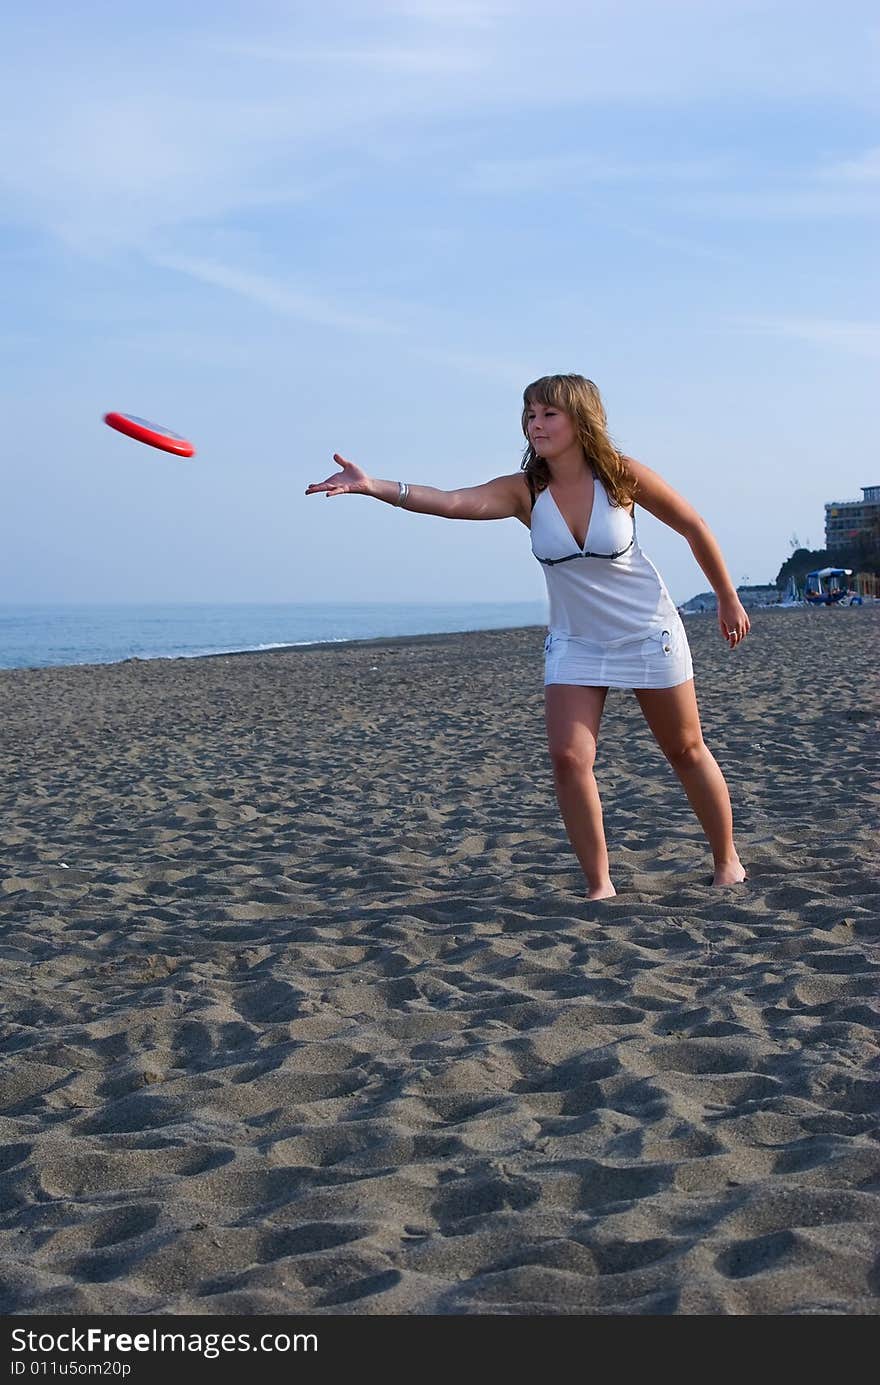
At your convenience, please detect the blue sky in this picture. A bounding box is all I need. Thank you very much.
[1,0,877,605]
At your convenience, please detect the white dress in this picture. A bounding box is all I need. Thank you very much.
[530,477,694,689]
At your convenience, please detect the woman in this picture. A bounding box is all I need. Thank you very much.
[306,373,749,899]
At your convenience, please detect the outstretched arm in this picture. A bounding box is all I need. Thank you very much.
[305,454,530,523]
[622,455,751,647]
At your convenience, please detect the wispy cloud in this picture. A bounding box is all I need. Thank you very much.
[213,42,484,74]
[151,255,405,335]
[817,147,880,182]
[387,0,513,27]
[410,343,538,384]
[686,187,880,219]
[606,220,745,265]
[2,2,878,256]
[731,315,880,357]
[464,153,739,195]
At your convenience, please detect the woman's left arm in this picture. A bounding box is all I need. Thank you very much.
[622,455,751,647]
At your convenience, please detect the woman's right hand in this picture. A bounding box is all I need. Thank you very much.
[305,453,372,498]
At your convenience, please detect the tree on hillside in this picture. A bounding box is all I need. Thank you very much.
[775,549,830,589]
[775,543,880,590]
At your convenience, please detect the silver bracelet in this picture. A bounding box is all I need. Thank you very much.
[395,481,409,508]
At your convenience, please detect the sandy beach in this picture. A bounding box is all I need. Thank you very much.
[1,606,878,1316]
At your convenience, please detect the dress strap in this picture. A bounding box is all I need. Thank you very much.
[525,471,537,511]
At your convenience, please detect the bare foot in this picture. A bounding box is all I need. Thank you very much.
[712,857,747,887]
[586,881,617,900]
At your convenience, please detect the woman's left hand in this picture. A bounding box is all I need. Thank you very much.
[718,594,751,648]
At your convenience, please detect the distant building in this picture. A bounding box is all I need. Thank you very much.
[825,485,880,553]
[680,583,780,614]
[736,583,781,608]
[680,591,717,614]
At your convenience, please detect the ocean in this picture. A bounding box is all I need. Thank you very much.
[0,602,549,671]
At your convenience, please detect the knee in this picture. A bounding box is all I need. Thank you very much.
[665,736,705,772]
[549,741,597,780]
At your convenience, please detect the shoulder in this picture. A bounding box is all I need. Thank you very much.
[620,454,681,504]
[618,454,703,535]
[619,454,665,494]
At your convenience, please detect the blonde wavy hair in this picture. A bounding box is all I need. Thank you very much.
[521,374,635,509]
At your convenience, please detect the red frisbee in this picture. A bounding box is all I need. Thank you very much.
[104,412,196,457]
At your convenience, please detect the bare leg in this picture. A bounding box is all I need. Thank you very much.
[634,680,746,886]
[545,683,615,899]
